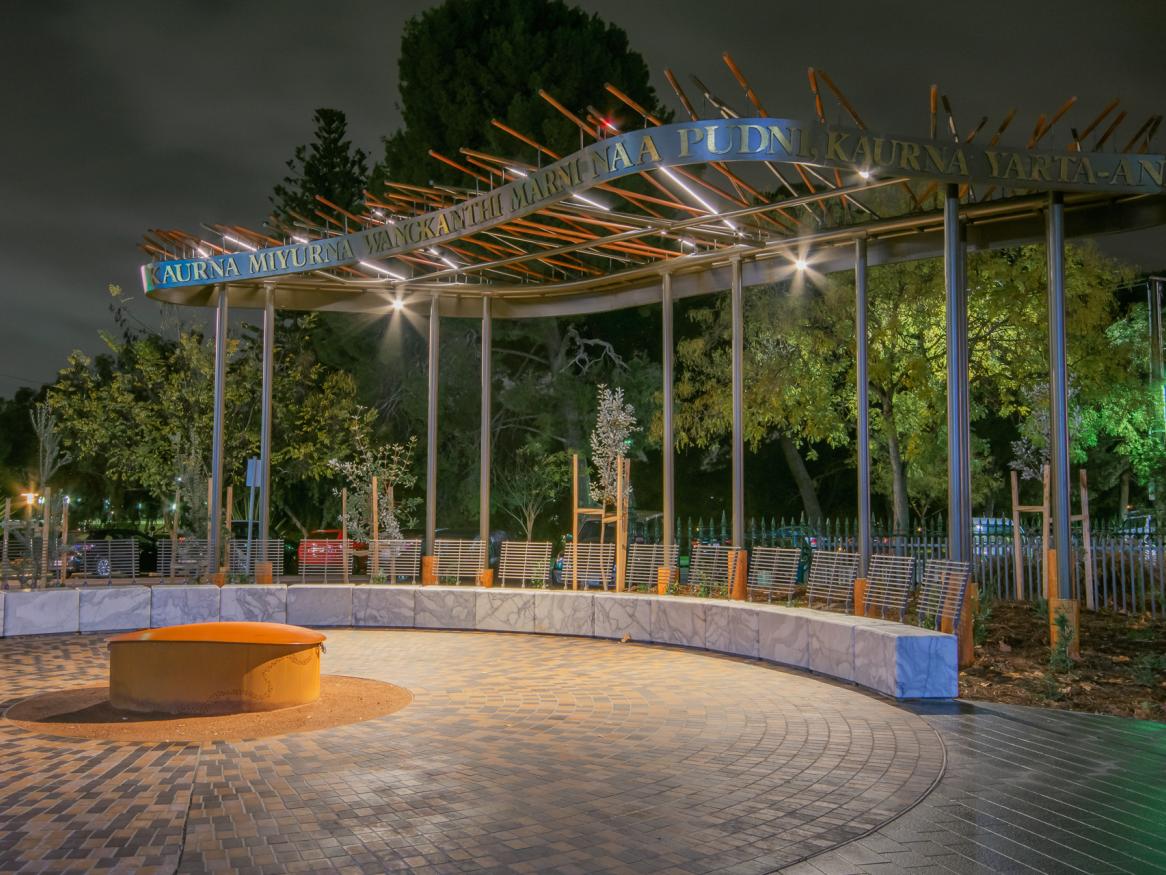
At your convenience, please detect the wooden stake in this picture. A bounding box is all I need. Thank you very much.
[59,497,69,586]
[2,498,9,585]
[1079,469,1095,610]
[341,487,349,585]
[371,475,379,579]
[224,485,233,574]
[1010,469,1024,599]
[571,454,579,592]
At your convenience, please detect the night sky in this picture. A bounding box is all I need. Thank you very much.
[2,0,1163,393]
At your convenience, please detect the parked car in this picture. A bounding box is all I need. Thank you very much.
[296,529,367,572]
[76,528,157,577]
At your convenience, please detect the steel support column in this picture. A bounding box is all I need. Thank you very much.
[730,257,745,547]
[426,294,439,554]
[479,296,492,550]
[944,184,972,563]
[208,286,229,574]
[661,273,674,550]
[855,239,871,576]
[258,284,274,546]
[1046,192,1072,598]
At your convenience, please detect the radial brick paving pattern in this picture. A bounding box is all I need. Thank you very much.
[1,630,941,874]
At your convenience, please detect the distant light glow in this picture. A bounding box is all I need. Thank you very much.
[507,167,528,178]
[290,235,309,244]
[601,118,619,133]
[680,238,697,249]
[858,169,872,180]
[795,258,808,271]
[359,260,405,280]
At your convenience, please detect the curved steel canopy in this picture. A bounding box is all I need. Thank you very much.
[140,73,1166,316]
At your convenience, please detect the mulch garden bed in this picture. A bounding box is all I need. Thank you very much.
[961,601,1166,722]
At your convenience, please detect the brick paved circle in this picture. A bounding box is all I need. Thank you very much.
[0,630,943,874]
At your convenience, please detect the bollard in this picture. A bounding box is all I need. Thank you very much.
[421,555,438,585]
[656,566,676,595]
[729,549,748,600]
[852,578,869,617]
[255,561,273,585]
[477,568,494,588]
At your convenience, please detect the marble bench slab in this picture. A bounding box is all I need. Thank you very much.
[414,586,476,629]
[151,585,220,627]
[352,585,416,627]
[220,585,287,624]
[476,589,535,633]
[80,585,151,632]
[287,584,352,626]
[532,590,593,636]
[3,588,79,636]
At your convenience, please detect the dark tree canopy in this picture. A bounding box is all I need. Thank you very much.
[271,108,369,226]
[380,0,668,186]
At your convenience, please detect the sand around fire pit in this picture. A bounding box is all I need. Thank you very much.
[4,675,412,742]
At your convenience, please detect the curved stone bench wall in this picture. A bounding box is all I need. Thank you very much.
[0,585,957,699]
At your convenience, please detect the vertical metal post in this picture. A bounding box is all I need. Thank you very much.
[1046,191,1072,599]
[730,257,745,547]
[258,283,274,546]
[944,185,971,563]
[479,296,492,549]
[661,272,674,550]
[208,285,229,575]
[1150,277,1165,447]
[855,238,871,576]
[426,293,439,554]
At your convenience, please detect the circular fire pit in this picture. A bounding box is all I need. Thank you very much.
[108,621,325,714]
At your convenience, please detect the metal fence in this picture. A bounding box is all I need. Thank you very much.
[227,539,284,576]
[158,539,209,578]
[643,514,1166,617]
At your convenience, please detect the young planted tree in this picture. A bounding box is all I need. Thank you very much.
[494,442,569,540]
[589,384,637,509]
[327,411,420,541]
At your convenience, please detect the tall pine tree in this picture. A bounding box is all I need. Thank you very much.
[271,108,369,226]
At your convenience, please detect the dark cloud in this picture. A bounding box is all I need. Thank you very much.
[2,0,1163,391]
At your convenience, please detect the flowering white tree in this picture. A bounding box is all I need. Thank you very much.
[327,410,419,541]
[589,384,637,509]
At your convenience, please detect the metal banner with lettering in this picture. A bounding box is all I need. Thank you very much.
[143,117,1166,292]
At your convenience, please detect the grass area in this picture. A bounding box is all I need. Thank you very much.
[961,600,1166,722]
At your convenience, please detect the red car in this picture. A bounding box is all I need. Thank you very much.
[296,529,367,571]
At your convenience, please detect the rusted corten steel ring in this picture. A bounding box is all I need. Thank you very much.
[108,621,325,715]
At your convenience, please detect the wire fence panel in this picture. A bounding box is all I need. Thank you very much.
[747,547,800,602]
[433,539,486,583]
[562,543,616,590]
[626,543,679,592]
[298,538,352,581]
[74,539,140,581]
[370,539,422,583]
[158,539,209,578]
[227,539,284,576]
[688,544,739,594]
[498,541,552,587]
